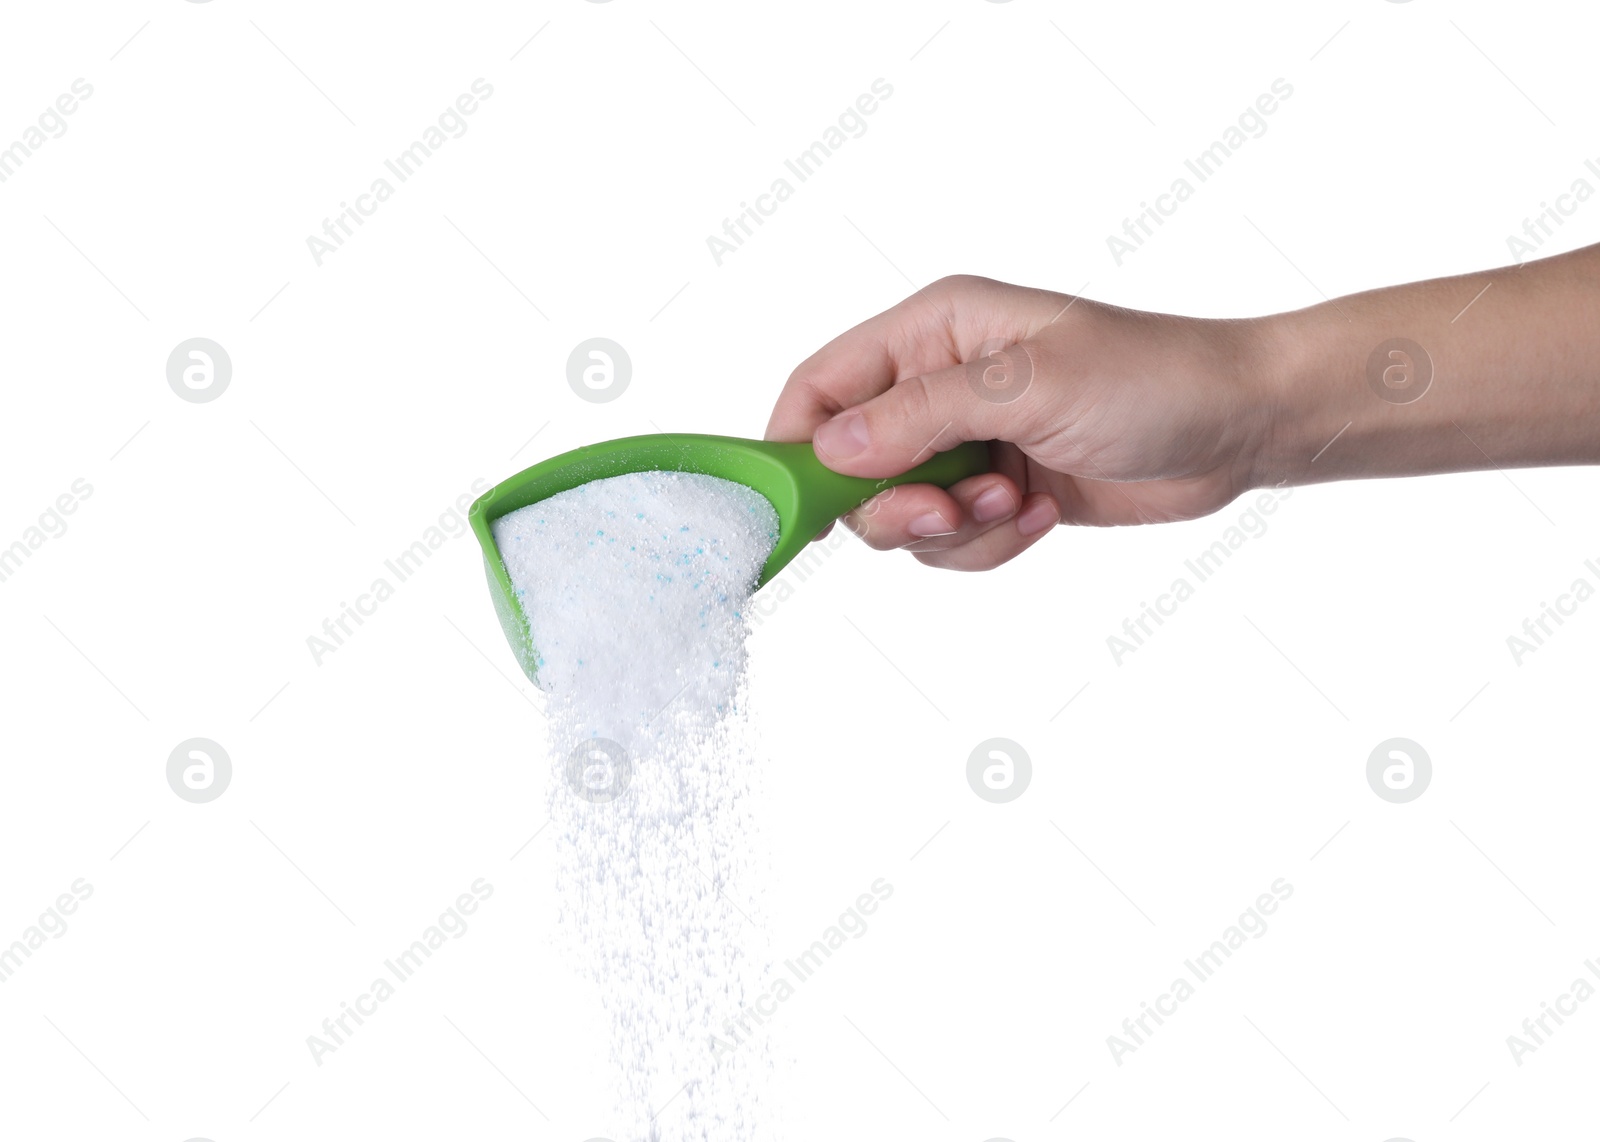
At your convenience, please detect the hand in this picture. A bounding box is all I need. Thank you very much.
[765,275,1272,570]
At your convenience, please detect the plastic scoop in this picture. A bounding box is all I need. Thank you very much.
[468,432,990,681]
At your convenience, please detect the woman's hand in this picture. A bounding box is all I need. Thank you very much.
[765,274,1273,570]
[769,245,1600,570]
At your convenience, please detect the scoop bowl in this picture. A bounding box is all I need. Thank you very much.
[468,432,990,682]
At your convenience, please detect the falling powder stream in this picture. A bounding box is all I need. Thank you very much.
[492,470,782,1140]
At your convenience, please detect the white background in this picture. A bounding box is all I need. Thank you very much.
[2,1,1598,1139]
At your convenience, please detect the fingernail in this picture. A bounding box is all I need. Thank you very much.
[908,511,957,537]
[1016,498,1059,537]
[972,486,1016,523]
[814,413,870,459]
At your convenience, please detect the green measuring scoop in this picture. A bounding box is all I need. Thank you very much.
[468,432,990,682]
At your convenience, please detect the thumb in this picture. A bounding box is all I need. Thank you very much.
[810,339,1040,477]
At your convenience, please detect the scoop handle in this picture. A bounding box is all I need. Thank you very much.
[885,439,993,493]
[782,438,993,541]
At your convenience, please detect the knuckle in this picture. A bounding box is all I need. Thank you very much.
[932,273,996,296]
[855,485,898,518]
[787,372,842,419]
[891,372,939,427]
[844,510,901,551]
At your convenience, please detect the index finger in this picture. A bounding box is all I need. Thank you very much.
[763,288,955,443]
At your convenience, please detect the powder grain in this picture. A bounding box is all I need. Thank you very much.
[492,470,782,1140]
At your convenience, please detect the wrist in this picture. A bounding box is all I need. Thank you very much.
[1244,301,1401,488]
[1234,309,1329,490]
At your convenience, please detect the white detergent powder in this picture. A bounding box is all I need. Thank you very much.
[491,471,783,1141]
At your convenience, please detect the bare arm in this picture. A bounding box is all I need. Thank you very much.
[766,246,1600,570]
[1257,243,1600,485]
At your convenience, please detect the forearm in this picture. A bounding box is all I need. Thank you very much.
[1250,244,1600,487]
